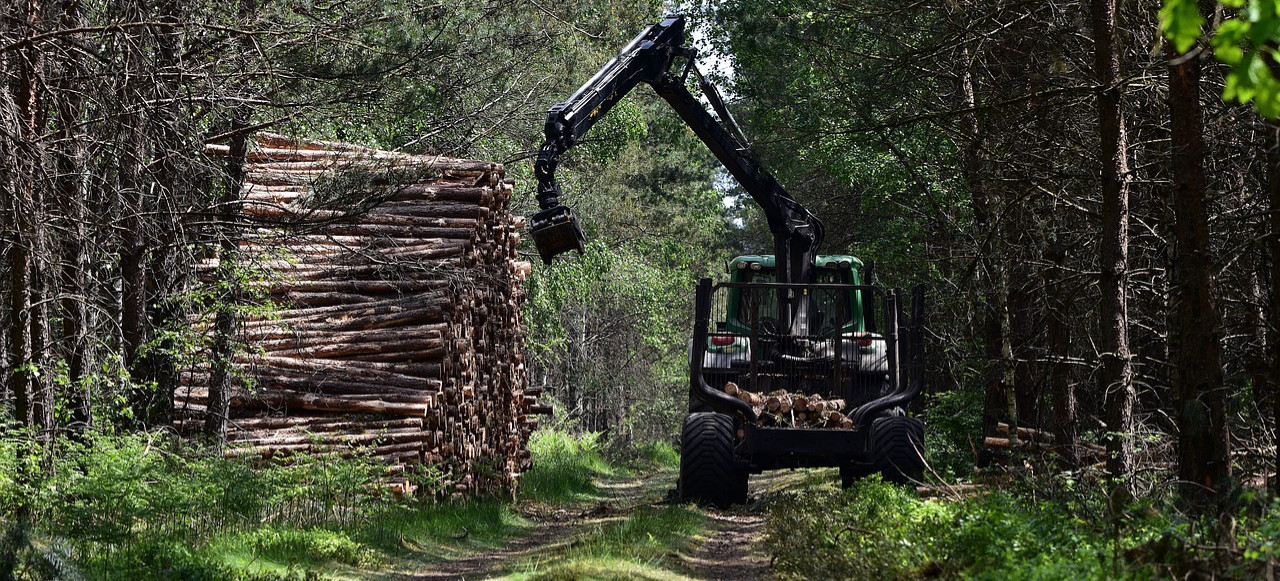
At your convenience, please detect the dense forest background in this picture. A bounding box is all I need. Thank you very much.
[2,0,1280,538]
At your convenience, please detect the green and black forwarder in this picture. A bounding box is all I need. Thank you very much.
[528,14,928,507]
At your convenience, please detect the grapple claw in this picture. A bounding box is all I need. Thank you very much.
[528,205,586,264]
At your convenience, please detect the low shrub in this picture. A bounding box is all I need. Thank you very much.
[764,477,1106,580]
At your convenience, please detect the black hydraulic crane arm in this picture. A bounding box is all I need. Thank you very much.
[528,15,824,300]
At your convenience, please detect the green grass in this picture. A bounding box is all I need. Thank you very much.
[632,440,680,470]
[199,501,527,578]
[351,499,527,559]
[0,427,697,580]
[0,430,538,580]
[518,430,612,504]
[501,504,706,581]
[507,559,695,581]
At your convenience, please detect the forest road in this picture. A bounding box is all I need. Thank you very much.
[397,468,796,580]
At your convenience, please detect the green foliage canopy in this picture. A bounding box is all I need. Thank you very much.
[1161,0,1280,117]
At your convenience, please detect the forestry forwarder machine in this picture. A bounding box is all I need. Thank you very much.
[528,14,928,507]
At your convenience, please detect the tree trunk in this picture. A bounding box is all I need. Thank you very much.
[959,48,1015,443]
[118,0,149,422]
[205,117,248,442]
[1268,122,1280,496]
[1044,240,1077,468]
[134,0,186,426]
[53,0,92,430]
[1092,0,1135,483]
[1167,41,1229,508]
[8,0,47,435]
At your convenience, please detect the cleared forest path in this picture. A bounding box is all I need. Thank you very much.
[380,468,809,581]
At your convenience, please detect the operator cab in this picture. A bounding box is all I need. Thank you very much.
[724,255,867,337]
[699,253,888,410]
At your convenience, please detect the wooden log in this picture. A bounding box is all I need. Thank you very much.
[176,380,440,403]
[225,416,423,432]
[390,185,491,203]
[201,249,470,273]
[241,323,446,343]
[250,304,447,331]
[237,234,465,249]
[242,206,484,230]
[226,142,499,173]
[243,279,455,294]
[180,367,442,395]
[240,293,441,323]
[247,263,469,283]
[276,291,382,307]
[179,391,427,417]
[233,354,444,381]
[995,422,1055,442]
[229,353,445,381]
[984,436,1047,451]
[341,348,447,363]
[262,337,446,359]
[367,200,488,219]
[228,428,433,448]
[307,223,479,239]
[381,241,471,255]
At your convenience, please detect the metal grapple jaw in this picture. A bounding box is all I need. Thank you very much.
[529,204,586,264]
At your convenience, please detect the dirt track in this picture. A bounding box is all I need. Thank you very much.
[392,469,804,581]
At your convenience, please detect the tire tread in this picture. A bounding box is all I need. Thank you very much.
[679,413,747,507]
[871,416,926,485]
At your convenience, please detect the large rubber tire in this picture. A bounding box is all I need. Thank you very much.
[871,415,926,485]
[679,413,748,508]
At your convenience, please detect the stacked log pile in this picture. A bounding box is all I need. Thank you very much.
[176,134,541,496]
[724,382,854,430]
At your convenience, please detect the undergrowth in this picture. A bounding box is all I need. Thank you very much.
[0,426,674,579]
[764,474,1280,580]
[0,429,532,580]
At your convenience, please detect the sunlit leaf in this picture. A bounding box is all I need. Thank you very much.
[1159,0,1206,54]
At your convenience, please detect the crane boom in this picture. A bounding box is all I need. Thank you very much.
[528,14,824,335]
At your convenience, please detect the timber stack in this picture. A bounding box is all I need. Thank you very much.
[176,134,542,497]
[723,381,855,430]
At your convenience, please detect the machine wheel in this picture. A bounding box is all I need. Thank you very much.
[871,415,926,485]
[679,413,748,507]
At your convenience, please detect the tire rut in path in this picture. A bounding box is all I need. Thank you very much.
[678,470,803,581]
[681,510,770,581]
[397,469,793,580]
[400,508,580,580]
[398,471,676,580]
